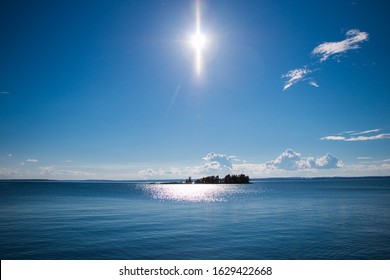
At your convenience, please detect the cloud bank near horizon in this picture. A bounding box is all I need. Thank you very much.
[138,149,344,178]
[265,149,343,170]
[1,148,389,180]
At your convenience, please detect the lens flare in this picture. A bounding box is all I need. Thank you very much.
[189,1,208,76]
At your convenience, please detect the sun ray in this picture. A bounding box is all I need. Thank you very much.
[190,0,207,76]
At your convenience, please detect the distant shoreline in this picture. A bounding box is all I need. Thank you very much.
[1,175,390,183]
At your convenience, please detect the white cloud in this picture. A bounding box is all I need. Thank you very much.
[265,149,343,171]
[0,166,94,179]
[314,153,344,169]
[231,163,266,175]
[26,159,38,163]
[202,152,236,169]
[282,68,311,90]
[8,154,12,157]
[322,129,390,141]
[138,168,161,177]
[138,152,237,178]
[312,29,369,62]
[321,136,346,141]
[282,29,369,90]
[357,157,373,160]
[138,150,346,179]
[0,167,20,178]
[0,91,10,95]
[265,149,304,170]
[350,129,380,135]
[38,167,94,177]
[201,161,222,171]
[345,134,390,141]
[340,163,390,176]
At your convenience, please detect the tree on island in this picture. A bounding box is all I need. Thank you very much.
[185,176,193,184]
[193,174,250,184]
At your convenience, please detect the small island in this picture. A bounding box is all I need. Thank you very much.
[185,174,250,184]
[157,174,251,184]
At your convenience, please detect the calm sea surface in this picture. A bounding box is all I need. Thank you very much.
[1,177,389,259]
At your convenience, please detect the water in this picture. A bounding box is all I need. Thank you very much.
[0,177,389,259]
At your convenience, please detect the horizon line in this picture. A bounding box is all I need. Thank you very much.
[1,175,390,182]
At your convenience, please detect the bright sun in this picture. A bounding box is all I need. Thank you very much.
[190,31,207,51]
[189,1,208,76]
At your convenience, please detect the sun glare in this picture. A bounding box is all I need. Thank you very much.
[190,32,207,50]
[144,184,226,202]
[189,1,208,76]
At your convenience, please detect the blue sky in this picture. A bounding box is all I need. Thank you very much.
[1,0,390,179]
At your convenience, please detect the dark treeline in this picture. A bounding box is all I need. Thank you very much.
[189,174,250,184]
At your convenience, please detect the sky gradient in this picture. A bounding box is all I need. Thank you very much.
[1,0,390,179]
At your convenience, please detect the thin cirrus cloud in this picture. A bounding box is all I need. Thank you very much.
[39,167,94,177]
[321,136,347,141]
[321,129,390,141]
[350,128,380,135]
[282,68,312,90]
[344,134,390,141]
[282,29,369,91]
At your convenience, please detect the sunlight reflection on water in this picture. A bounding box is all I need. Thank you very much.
[140,184,234,202]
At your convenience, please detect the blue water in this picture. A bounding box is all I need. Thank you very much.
[0,177,389,259]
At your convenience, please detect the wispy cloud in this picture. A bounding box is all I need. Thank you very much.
[342,130,355,134]
[321,136,346,141]
[282,68,312,90]
[341,163,390,176]
[0,91,10,95]
[26,159,38,163]
[357,157,373,160]
[0,165,94,179]
[321,129,390,142]
[282,29,369,90]
[39,166,95,177]
[344,134,390,141]
[350,129,380,135]
[312,29,369,62]
[138,168,160,177]
[0,167,30,178]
